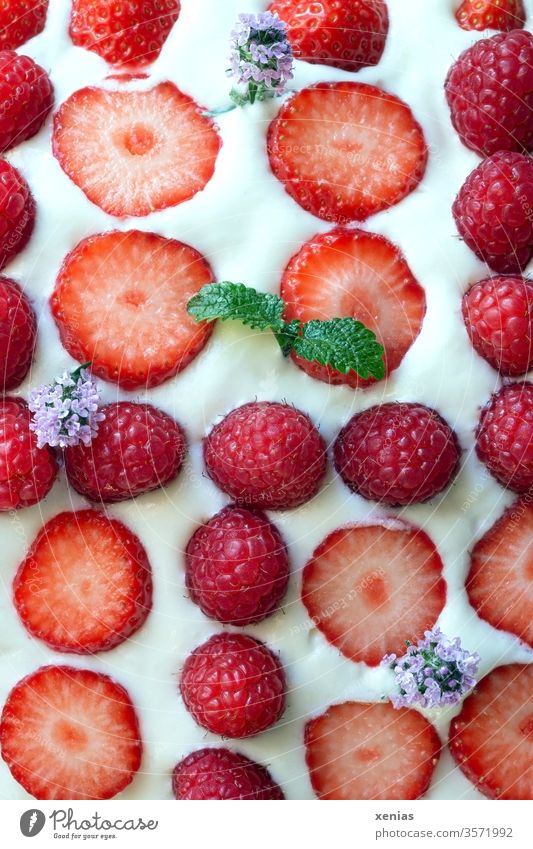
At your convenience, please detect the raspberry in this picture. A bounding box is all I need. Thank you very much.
[185,506,290,626]
[203,401,327,510]
[445,29,533,156]
[64,401,186,503]
[452,151,533,274]
[475,382,533,492]
[462,276,533,375]
[180,633,286,738]
[0,276,36,390]
[0,160,35,270]
[172,748,284,800]
[0,50,53,153]
[0,397,57,511]
[334,402,460,506]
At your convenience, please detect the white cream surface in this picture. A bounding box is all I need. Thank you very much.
[1,0,532,801]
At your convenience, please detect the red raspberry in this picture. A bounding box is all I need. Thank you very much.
[172,748,284,800]
[0,1,48,52]
[462,276,533,375]
[0,50,53,153]
[334,402,460,506]
[0,276,36,390]
[185,506,289,626]
[445,29,533,156]
[452,151,533,274]
[180,633,286,738]
[476,382,533,492]
[203,402,327,510]
[0,397,57,511]
[64,401,186,503]
[0,160,35,270]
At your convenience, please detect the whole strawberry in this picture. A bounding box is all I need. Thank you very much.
[64,401,186,503]
[0,1,48,51]
[476,382,533,492]
[0,277,36,390]
[185,506,290,626]
[0,160,35,270]
[445,30,533,156]
[455,0,526,32]
[268,0,388,73]
[0,397,57,511]
[0,51,53,153]
[180,633,286,738]
[453,151,533,274]
[69,0,181,68]
[172,748,284,800]
[462,276,533,375]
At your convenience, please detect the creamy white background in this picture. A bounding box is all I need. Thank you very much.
[0,0,532,800]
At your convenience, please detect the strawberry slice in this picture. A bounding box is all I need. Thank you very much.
[0,665,142,800]
[267,82,427,223]
[467,499,533,649]
[449,663,533,799]
[302,520,446,666]
[281,229,425,388]
[305,701,441,800]
[13,510,152,654]
[53,82,221,218]
[51,230,214,389]
[456,0,525,32]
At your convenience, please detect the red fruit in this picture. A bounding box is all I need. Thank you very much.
[53,82,221,218]
[305,701,441,800]
[0,397,57,511]
[0,665,142,800]
[64,401,186,503]
[456,1,526,33]
[475,382,533,492]
[0,50,53,153]
[462,276,533,375]
[0,1,48,51]
[467,499,533,648]
[14,510,153,654]
[185,505,290,626]
[268,0,388,73]
[203,401,327,510]
[172,748,284,800]
[449,663,533,799]
[70,0,181,68]
[453,151,533,274]
[51,230,214,390]
[267,82,427,223]
[0,276,36,390]
[445,30,533,157]
[180,633,286,738]
[0,159,35,269]
[334,402,460,506]
[281,229,425,388]
[302,520,446,666]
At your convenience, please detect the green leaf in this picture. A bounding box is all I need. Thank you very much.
[293,318,385,381]
[188,282,286,332]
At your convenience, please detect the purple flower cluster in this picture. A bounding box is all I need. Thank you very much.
[382,628,480,710]
[228,12,293,105]
[29,365,105,449]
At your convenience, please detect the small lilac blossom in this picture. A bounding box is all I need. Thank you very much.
[228,12,293,106]
[381,628,480,710]
[29,364,105,449]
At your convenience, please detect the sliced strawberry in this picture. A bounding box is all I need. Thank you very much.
[52,82,221,218]
[449,663,533,799]
[456,0,525,32]
[305,701,441,800]
[302,520,446,666]
[0,665,142,800]
[51,230,214,389]
[267,82,427,223]
[13,510,152,654]
[281,229,425,388]
[467,499,533,649]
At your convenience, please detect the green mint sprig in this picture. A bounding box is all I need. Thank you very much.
[187,282,385,381]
